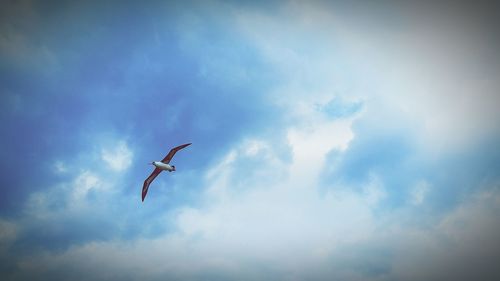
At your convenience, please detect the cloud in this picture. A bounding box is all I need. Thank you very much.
[52,161,67,174]
[6,132,500,280]
[0,219,17,248]
[1,1,500,280]
[409,180,430,206]
[390,187,500,281]
[71,171,101,201]
[101,141,133,172]
[3,122,376,280]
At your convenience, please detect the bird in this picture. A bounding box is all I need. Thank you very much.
[142,143,191,201]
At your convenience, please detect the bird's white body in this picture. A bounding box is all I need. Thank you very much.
[153,161,174,172]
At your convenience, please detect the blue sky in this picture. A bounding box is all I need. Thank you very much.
[1,1,500,280]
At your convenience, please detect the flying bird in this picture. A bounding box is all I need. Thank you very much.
[142,143,191,201]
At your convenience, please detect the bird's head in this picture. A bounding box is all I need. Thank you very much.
[172,165,176,171]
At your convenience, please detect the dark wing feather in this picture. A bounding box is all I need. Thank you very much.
[142,168,162,201]
[161,143,192,164]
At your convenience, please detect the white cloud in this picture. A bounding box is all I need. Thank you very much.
[13,143,500,280]
[409,180,430,206]
[72,170,101,201]
[347,4,500,152]
[11,108,378,279]
[53,161,67,174]
[286,112,357,189]
[12,130,379,280]
[362,173,387,206]
[101,140,133,172]
[236,1,500,154]
[243,139,266,157]
[23,169,103,220]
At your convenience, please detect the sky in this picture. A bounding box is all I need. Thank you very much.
[1,0,500,280]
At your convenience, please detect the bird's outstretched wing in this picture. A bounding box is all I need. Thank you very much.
[161,143,192,164]
[142,168,162,201]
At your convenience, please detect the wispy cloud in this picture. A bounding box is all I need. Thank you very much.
[101,141,133,172]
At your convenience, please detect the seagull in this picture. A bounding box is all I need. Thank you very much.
[142,143,191,201]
